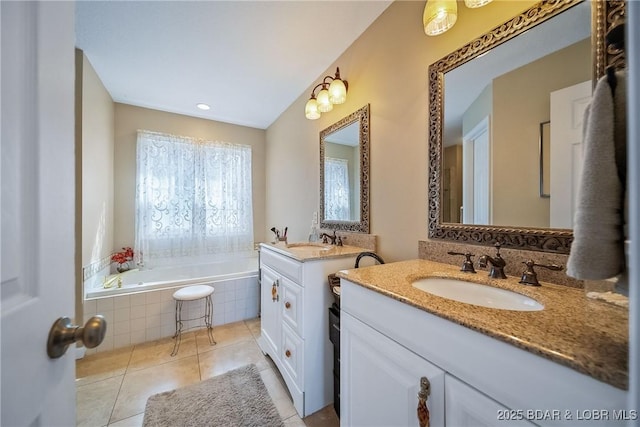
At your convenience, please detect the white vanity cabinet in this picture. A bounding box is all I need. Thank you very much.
[341,310,445,426]
[342,311,536,427]
[258,244,361,418]
[341,278,627,427]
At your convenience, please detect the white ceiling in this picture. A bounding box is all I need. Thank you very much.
[75,1,392,130]
[443,1,591,145]
[325,120,359,146]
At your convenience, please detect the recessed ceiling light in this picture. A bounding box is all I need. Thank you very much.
[196,103,210,111]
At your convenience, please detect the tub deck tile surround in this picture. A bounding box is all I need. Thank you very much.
[85,254,259,299]
[83,276,259,355]
[336,258,628,390]
[82,254,112,282]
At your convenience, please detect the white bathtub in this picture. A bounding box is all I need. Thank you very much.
[85,256,259,299]
[82,255,260,353]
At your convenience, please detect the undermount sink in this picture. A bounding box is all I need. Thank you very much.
[286,242,332,251]
[412,277,544,311]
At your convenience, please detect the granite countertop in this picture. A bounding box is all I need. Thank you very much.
[260,242,370,262]
[336,259,628,390]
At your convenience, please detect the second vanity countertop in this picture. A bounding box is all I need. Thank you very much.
[260,241,370,262]
[336,259,628,390]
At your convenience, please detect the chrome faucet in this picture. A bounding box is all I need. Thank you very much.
[519,260,563,286]
[478,243,507,279]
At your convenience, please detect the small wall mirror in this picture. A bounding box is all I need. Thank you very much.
[320,104,370,233]
[428,0,625,253]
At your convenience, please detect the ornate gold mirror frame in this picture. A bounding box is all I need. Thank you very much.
[320,104,370,233]
[427,0,625,254]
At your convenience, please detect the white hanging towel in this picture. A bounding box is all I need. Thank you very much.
[567,71,627,281]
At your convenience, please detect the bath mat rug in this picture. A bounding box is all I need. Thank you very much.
[142,364,284,427]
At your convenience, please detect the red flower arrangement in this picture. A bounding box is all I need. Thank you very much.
[111,247,134,272]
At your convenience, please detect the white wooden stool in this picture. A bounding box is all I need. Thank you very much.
[171,285,216,356]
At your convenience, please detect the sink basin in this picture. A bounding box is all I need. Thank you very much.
[412,277,544,311]
[285,242,332,251]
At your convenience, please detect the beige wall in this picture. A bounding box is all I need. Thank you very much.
[492,38,591,227]
[462,83,493,139]
[113,104,267,249]
[81,52,115,267]
[265,1,537,262]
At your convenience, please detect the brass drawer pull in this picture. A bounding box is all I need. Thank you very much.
[417,376,431,427]
[285,301,291,309]
[285,349,292,358]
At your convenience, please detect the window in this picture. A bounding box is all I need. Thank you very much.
[324,157,351,221]
[135,130,253,266]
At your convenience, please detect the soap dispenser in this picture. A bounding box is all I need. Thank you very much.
[308,214,319,242]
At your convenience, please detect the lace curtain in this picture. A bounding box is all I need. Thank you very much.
[324,157,351,220]
[135,130,254,267]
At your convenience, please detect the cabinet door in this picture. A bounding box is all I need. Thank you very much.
[281,323,304,390]
[280,276,303,336]
[260,265,281,355]
[446,374,536,427]
[342,312,445,427]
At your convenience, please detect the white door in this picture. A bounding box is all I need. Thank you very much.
[549,80,592,228]
[462,117,491,224]
[1,2,77,426]
[341,311,445,426]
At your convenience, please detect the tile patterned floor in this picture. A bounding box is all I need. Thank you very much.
[76,318,340,427]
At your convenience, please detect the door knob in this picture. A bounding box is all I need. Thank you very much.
[47,315,107,359]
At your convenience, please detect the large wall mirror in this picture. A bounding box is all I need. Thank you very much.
[428,0,625,253]
[320,104,370,233]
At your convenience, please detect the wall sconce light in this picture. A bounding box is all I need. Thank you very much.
[464,0,493,8]
[423,0,457,36]
[304,67,348,120]
[423,0,492,36]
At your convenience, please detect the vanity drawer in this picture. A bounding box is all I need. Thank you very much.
[281,323,304,390]
[280,277,303,336]
[260,249,302,284]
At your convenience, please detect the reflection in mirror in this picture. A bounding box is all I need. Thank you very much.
[428,0,625,253]
[324,123,361,221]
[320,104,370,233]
[539,120,551,198]
[442,1,590,228]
